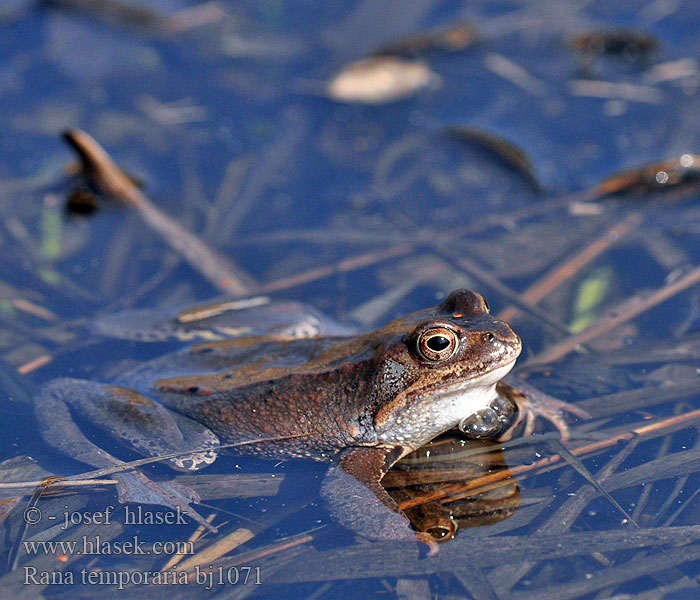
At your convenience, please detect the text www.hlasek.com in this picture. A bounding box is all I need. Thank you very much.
[23,535,194,557]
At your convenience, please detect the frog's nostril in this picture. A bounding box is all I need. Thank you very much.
[482,332,495,343]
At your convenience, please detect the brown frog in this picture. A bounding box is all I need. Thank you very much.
[35,289,523,540]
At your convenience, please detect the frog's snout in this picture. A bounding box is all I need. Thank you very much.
[484,319,522,358]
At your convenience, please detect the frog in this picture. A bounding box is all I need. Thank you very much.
[384,435,522,541]
[34,289,528,541]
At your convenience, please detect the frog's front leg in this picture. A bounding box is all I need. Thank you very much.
[457,381,589,442]
[35,378,218,530]
[495,380,590,442]
[321,446,438,545]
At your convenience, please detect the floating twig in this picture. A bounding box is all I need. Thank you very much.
[485,53,547,96]
[374,21,479,56]
[16,354,52,375]
[597,154,700,197]
[62,129,255,295]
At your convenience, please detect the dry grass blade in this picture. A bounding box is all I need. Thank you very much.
[253,243,414,294]
[10,299,58,321]
[271,526,700,582]
[62,129,255,295]
[188,531,314,584]
[529,263,700,364]
[0,435,307,494]
[485,53,547,96]
[16,354,52,374]
[498,211,643,322]
[174,527,255,573]
[160,513,217,571]
[575,380,698,418]
[569,80,663,103]
[547,438,639,527]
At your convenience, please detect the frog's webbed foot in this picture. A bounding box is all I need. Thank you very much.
[40,378,220,472]
[321,446,438,547]
[35,378,216,531]
[495,380,590,442]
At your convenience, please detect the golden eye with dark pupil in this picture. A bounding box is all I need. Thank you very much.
[416,326,459,362]
[427,335,450,351]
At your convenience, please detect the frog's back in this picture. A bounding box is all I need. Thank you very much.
[141,335,378,459]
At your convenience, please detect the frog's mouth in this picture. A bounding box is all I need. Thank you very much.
[459,359,517,387]
[375,360,517,448]
[414,358,516,408]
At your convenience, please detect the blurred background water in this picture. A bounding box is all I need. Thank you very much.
[1,1,700,598]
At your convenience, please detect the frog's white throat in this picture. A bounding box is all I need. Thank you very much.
[375,361,515,449]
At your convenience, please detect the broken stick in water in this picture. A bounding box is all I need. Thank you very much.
[62,129,255,295]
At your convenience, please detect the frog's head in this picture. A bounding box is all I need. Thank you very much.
[368,289,521,449]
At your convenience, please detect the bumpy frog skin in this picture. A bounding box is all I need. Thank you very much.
[35,289,521,540]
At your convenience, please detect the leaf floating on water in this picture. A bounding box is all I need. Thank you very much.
[443,126,541,191]
[327,56,440,104]
[571,29,659,61]
[571,29,659,80]
[569,266,613,333]
[374,21,479,57]
[65,189,98,216]
[597,154,700,197]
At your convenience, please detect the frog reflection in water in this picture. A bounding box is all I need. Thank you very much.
[36,290,527,541]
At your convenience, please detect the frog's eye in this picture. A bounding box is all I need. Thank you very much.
[415,326,459,362]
